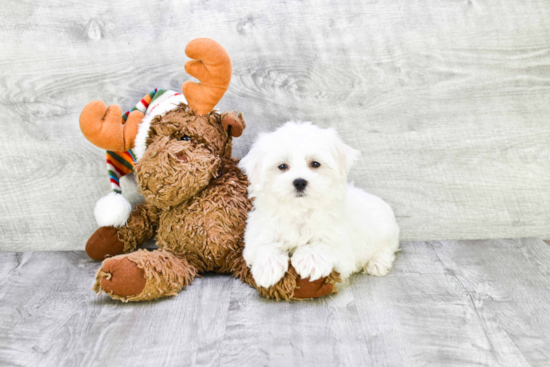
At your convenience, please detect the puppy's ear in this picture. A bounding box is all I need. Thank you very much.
[331,131,361,177]
[239,136,265,186]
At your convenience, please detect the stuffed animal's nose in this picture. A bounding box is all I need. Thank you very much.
[293,178,308,192]
[176,151,188,163]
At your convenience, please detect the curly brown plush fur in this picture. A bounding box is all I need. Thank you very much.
[87,104,340,302]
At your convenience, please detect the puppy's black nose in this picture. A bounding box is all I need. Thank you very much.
[293,178,308,192]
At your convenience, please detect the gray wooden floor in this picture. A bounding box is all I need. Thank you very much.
[1,238,549,367]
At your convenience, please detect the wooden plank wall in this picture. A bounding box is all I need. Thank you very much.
[1,0,549,251]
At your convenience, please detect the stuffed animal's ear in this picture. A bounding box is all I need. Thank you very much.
[221,111,246,137]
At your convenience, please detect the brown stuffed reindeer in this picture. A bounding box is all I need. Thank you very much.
[80,38,340,302]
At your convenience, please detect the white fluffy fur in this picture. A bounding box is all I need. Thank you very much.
[239,122,400,289]
[94,192,132,228]
[134,94,188,160]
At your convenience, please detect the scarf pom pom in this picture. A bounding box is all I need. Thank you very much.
[94,192,131,227]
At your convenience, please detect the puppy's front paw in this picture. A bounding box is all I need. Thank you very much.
[291,247,333,281]
[251,250,289,288]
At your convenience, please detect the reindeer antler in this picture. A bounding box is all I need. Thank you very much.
[79,101,144,151]
[80,39,232,150]
[182,38,232,115]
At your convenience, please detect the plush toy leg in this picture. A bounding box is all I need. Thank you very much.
[292,270,341,300]
[93,249,196,302]
[231,254,341,301]
[86,203,160,261]
[86,227,126,261]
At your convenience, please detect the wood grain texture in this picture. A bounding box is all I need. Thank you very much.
[1,239,549,366]
[1,0,550,251]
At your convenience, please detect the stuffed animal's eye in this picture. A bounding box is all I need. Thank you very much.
[311,161,321,168]
[278,164,288,171]
[180,135,191,141]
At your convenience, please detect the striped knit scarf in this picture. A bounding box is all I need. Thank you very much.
[95,88,184,228]
[106,88,175,193]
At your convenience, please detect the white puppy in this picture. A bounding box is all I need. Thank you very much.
[239,122,400,289]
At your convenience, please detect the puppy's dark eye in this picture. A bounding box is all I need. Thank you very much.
[180,135,191,141]
[278,164,288,171]
[311,161,321,168]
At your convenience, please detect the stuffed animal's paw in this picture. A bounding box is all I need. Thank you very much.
[94,250,196,302]
[293,275,334,299]
[96,256,147,297]
[86,226,125,261]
